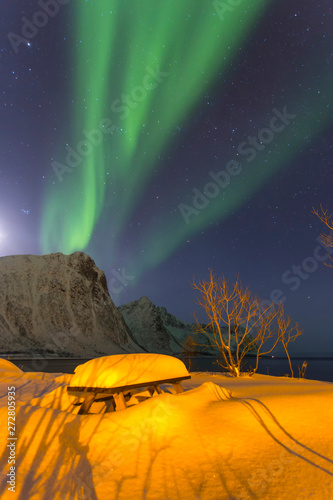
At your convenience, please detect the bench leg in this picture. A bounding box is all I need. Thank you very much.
[172,382,183,394]
[148,384,163,396]
[113,392,127,411]
[78,393,96,414]
[104,397,116,413]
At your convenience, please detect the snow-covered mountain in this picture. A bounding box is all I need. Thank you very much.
[118,297,182,354]
[0,252,140,357]
[118,296,217,355]
[119,296,258,357]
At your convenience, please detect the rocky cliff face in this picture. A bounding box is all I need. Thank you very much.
[0,252,139,357]
[118,296,182,354]
[156,305,218,354]
[118,296,217,355]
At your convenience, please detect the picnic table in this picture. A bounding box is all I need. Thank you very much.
[67,375,191,414]
[66,353,191,414]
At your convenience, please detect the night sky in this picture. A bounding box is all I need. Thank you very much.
[1,0,333,354]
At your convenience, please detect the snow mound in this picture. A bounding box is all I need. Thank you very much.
[30,386,78,412]
[0,358,23,373]
[71,353,189,388]
[199,381,232,401]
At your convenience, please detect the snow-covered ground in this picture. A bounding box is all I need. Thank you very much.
[0,358,332,499]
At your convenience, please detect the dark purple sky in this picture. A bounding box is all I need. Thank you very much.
[1,0,333,354]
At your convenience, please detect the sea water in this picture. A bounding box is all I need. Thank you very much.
[6,356,333,383]
[190,356,333,383]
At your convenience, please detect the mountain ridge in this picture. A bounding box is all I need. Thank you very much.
[0,252,140,357]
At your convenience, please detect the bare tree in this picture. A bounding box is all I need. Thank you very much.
[312,205,333,267]
[192,271,303,377]
[298,360,308,379]
[276,307,303,377]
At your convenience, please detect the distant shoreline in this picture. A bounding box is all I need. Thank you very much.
[1,354,333,361]
[2,355,332,382]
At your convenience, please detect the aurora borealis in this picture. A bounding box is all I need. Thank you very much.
[41,0,272,255]
[1,0,333,353]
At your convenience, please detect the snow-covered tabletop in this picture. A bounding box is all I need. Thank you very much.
[71,353,189,388]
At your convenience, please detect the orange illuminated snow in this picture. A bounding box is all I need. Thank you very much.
[71,353,189,388]
[0,358,332,499]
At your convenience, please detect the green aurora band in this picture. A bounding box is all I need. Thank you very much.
[40,0,332,289]
[136,77,333,278]
[41,0,273,254]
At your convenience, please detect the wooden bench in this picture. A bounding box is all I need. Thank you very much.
[67,375,191,414]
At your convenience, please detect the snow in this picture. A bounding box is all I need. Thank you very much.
[71,353,189,388]
[0,359,23,373]
[0,359,333,499]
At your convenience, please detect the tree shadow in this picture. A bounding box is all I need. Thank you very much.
[43,420,99,500]
[228,394,333,477]
[0,398,105,499]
